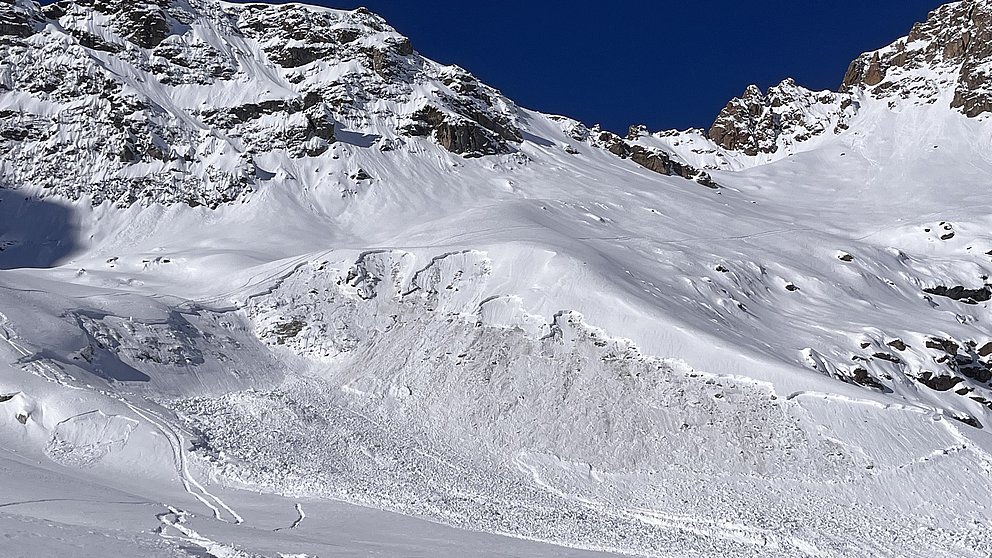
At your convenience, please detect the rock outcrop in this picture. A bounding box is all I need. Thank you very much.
[708,79,855,157]
[0,0,526,206]
[574,124,717,187]
[650,1,992,168]
[5,0,992,207]
[842,0,992,117]
[0,0,42,37]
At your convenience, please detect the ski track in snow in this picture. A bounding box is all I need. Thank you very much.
[274,502,305,531]
[1,310,245,528]
[117,397,243,525]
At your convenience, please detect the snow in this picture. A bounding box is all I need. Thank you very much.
[1,0,992,556]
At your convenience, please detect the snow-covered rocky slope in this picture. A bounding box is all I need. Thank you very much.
[1,0,992,556]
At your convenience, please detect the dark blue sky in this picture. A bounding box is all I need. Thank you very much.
[299,1,944,132]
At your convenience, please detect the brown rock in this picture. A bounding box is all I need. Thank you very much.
[852,367,885,390]
[873,352,901,363]
[842,1,992,117]
[927,337,960,355]
[944,31,971,58]
[918,372,964,391]
[863,53,886,86]
[841,59,864,90]
[887,339,908,351]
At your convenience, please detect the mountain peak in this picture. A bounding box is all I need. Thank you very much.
[842,0,992,117]
[0,0,723,208]
[0,0,533,206]
[706,79,854,157]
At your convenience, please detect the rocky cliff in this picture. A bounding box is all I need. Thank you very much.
[707,79,856,157]
[0,0,716,208]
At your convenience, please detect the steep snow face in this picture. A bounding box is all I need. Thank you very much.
[2,1,992,557]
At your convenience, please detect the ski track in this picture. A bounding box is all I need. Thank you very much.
[275,502,305,532]
[118,398,243,525]
[1,311,243,526]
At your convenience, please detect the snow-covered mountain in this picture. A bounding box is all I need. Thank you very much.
[1,1,992,557]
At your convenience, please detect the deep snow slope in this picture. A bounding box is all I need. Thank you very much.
[1,0,992,556]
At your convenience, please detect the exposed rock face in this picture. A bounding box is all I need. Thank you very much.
[0,0,526,206]
[628,144,718,187]
[923,284,992,304]
[197,97,336,157]
[842,0,992,117]
[402,71,523,157]
[580,127,717,188]
[405,106,508,157]
[656,0,992,168]
[922,336,992,390]
[541,116,718,187]
[235,3,408,72]
[5,0,991,207]
[234,3,521,156]
[708,79,855,157]
[919,372,965,391]
[806,330,992,422]
[0,0,42,38]
[107,0,171,48]
[0,1,256,206]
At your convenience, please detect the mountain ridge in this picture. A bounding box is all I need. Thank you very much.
[5,0,989,207]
